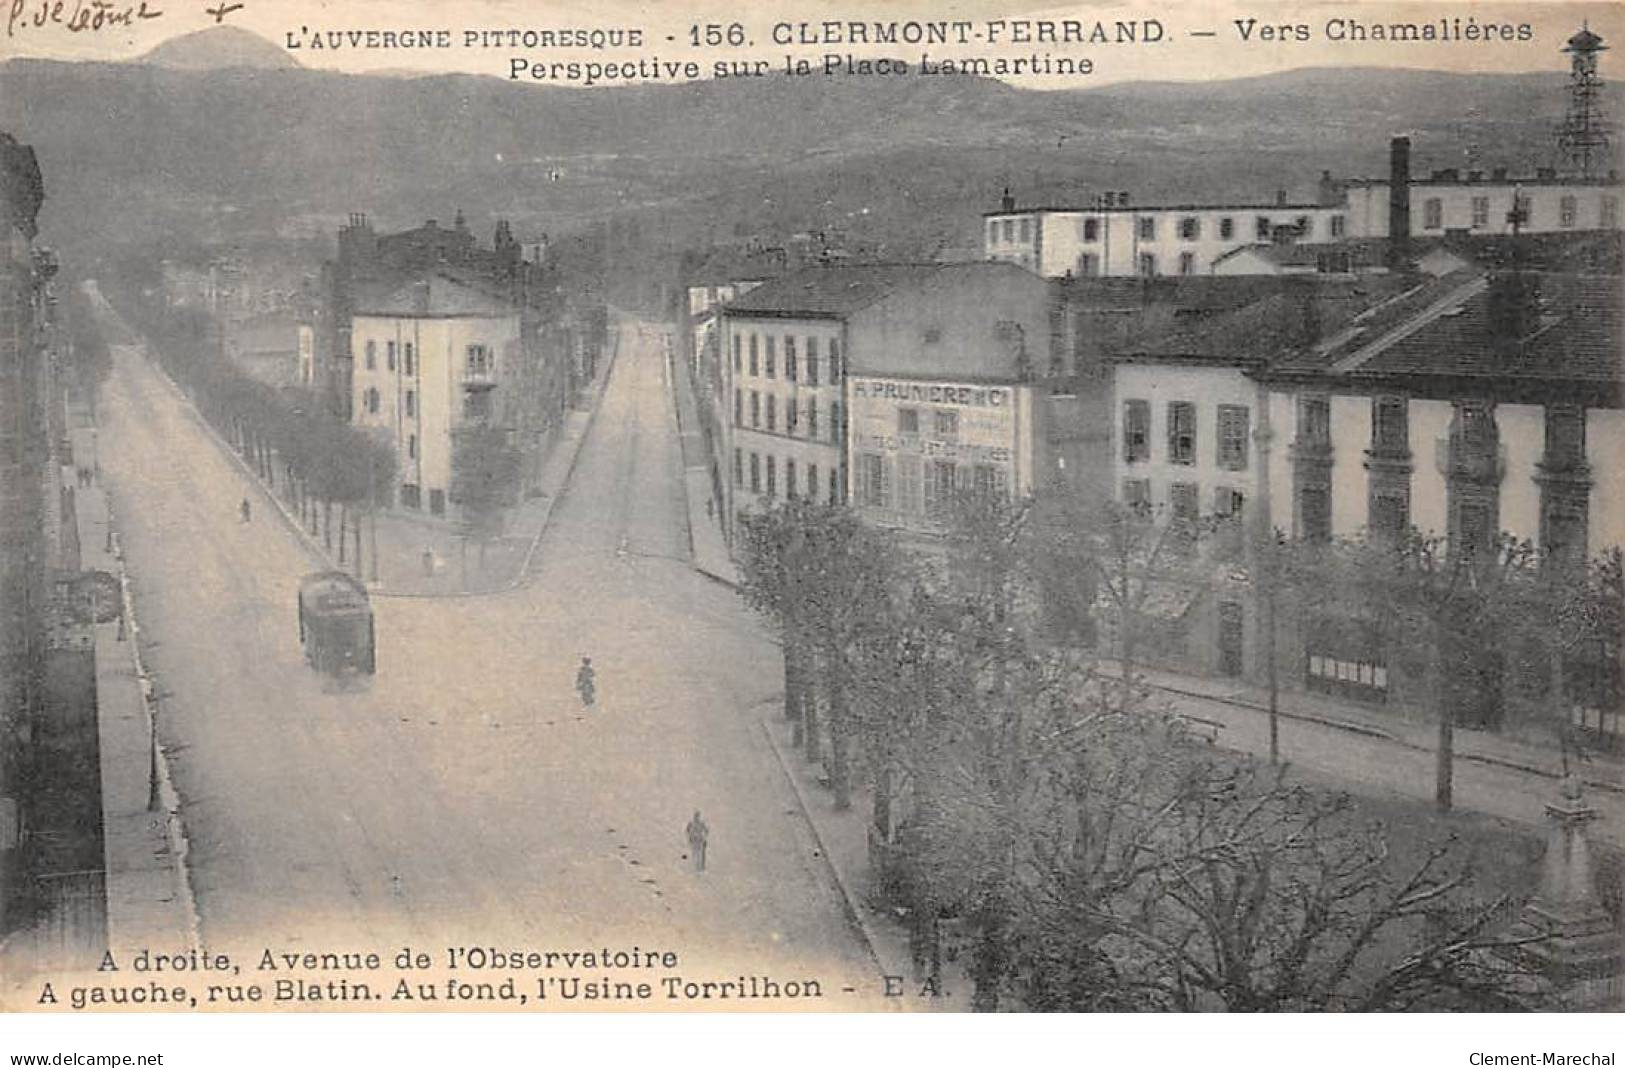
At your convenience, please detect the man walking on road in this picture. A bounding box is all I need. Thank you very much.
[240,497,251,523]
[685,810,709,872]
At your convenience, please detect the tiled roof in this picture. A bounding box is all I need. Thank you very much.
[354,273,516,318]
[721,264,955,318]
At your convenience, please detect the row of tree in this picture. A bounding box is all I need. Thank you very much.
[118,299,396,575]
[738,489,1617,1010]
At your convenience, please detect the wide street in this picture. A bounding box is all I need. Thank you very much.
[93,303,882,1005]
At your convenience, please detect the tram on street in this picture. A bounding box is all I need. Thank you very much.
[297,571,376,677]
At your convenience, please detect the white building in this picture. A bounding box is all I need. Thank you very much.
[349,274,521,516]
[984,191,1348,279]
[1341,170,1622,239]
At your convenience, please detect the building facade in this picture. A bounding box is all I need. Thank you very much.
[984,192,1348,279]
[349,275,523,517]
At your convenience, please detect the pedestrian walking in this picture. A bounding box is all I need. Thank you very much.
[421,546,435,577]
[575,656,596,709]
[240,497,251,523]
[685,810,709,872]
[705,496,714,521]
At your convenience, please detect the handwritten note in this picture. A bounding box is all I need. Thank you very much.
[6,0,164,38]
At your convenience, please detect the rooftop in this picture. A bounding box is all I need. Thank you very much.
[722,262,1025,319]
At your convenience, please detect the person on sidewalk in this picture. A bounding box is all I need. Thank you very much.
[685,810,709,872]
[240,497,251,523]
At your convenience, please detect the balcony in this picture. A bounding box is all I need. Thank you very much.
[462,367,497,390]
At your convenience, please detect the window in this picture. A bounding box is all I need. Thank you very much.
[750,391,760,428]
[765,335,776,378]
[828,339,841,380]
[897,456,922,514]
[401,484,421,509]
[1370,493,1409,541]
[1471,196,1490,228]
[749,334,759,376]
[429,488,443,517]
[805,339,819,386]
[1217,405,1249,470]
[466,344,492,377]
[733,334,742,373]
[786,459,797,500]
[766,394,777,431]
[832,401,843,442]
[1122,400,1150,462]
[933,410,959,440]
[1122,478,1150,510]
[987,220,999,245]
[365,387,380,414]
[766,455,777,498]
[1167,401,1196,464]
[1018,218,1031,243]
[1330,215,1346,238]
[807,398,818,437]
[1544,405,1586,468]
[1423,197,1443,230]
[387,341,397,372]
[1560,195,1578,228]
[1082,217,1100,242]
[1137,216,1156,240]
[973,464,1006,499]
[1299,395,1331,446]
[1296,216,1312,238]
[407,433,417,459]
[405,390,416,417]
[1300,485,1331,542]
[898,407,920,434]
[734,388,742,426]
[365,340,377,370]
[1372,395,1408,452]
[1513,194,1533,227]
[1604,196,1619,229]
[1219,217,1234,240]
[463,390,492,422]
[1137,253,1157,277]
[1178,252,1196,276]
[1454,500,1494,561]
[785,337,797,381]
[1170,482,1200,552]
[787,398,798,434]
[1002,220,1014,243]
[830,466,841,505]
[749,452,760,493]
[734,448,743,487]
[858,453,888,508]
[404,343,415,376]
[808,464,819,502]
[1214,486,1244,518]
[1077,253,1099,276]
[1255,216,1272,240]
[1179,216,1200,240]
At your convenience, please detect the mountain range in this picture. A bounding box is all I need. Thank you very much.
[1,28,1614,277]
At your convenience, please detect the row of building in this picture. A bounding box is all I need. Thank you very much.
[682,33,1623,747]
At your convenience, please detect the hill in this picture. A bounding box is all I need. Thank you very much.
[0,58,1609,276]
[140,27,300,71]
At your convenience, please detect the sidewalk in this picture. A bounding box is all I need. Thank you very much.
[1132,664,1625,795]
[666,324,739,587]
[74,431,197,960]
[757,706,973,1010]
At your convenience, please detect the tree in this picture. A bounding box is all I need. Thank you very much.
[450,424,522,575]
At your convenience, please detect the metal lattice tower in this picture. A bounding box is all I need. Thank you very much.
[1558,25,1611,178]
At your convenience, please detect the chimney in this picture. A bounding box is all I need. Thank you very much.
[1467,170,1485,183]
[1317,170,1343,206]
[1387,136,1411,272]
[1492,166,1509,181]
[1275,189,1288,206]
[1537,167,1558,181]
[1117,191,1130,206]
[1000,187,1016,212]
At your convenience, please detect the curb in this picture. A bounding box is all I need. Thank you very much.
[757,718,886,979]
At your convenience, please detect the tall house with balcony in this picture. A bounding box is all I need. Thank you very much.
[349,274,522,517]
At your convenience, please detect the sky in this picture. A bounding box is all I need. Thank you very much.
[2,0,1622,88]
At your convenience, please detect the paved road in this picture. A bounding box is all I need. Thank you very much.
[94,306,881,1005]
[1142,680,1623,847]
